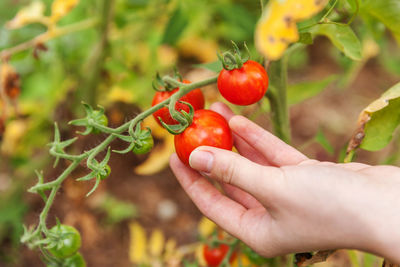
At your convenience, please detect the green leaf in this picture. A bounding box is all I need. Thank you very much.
[298,32,313,45]
[287,75,337,105]
[315,24,362,61]
[361,0,400,44]
[361,97,400,151]
[315,129,334,155]
[161,5,189,46]
[193,61,223,73]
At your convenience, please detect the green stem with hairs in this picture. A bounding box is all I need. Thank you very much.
[22,75,218,247]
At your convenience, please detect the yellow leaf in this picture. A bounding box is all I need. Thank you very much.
[197,217,216,238]
[129,222,148,264]
[1,120,27,155]
[195,243,207,267]
[164,238,177,260]
[149,228,165,257]
[51,0,79,22]
[231,254,255,267]
[106,86,135,104]
[6,1,46,29]
[255,0,329,60]
[178,35,218,63]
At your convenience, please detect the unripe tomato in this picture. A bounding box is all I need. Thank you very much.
[132,135,154,155]
[217,60,268,105]
[47,253,86,267]
[48,225,81,259]
[100,165,111,180]
[152,80,205,126]
[203,244,235,267]
[174,109,233,166]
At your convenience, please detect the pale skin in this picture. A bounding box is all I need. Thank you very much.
[169,102,400,263]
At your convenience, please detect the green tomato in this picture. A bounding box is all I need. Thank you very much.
[48,225,81,259]
[100,165,111,180]
[132,135,154,155]
[92,111,108,134]
[47,253,86,267]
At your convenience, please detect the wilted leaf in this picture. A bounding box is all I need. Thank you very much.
[255,0,329,60]
[295,250,335,266]
[1,63,21,99]
[129,222,148,264]
[287,75,336,105]
[347,82,400,152]
[314,24,362,61]
[6,1,46,29]
[149,228,165,257]
[51,0,79,22]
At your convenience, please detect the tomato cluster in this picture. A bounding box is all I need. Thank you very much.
[151,58,268,167]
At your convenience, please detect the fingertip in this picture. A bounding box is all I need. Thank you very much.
[209,102,235,121]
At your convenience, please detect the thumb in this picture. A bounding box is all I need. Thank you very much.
[189,146,283,199]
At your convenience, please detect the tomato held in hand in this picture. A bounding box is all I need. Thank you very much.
[48,225,81,259]
[203,244,235,267]
[217,60,268,106]
[174,109,233,166]
[152,80,205,126]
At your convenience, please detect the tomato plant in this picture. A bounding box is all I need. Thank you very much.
[218,60,268,106]
[48,225,81,259]
[152,80,205,126]
[203,243,235,267]
[100,165,111,180]
[174,109,233,166]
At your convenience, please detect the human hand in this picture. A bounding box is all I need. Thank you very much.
[169,102,400,263]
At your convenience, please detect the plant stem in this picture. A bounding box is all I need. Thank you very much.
[266,57,291,143]
[23,75,218,246]
[0,18,98,58]
[81,0,115,105]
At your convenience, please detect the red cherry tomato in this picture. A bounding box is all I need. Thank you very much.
[174,109,233,166]
[152,80,205,126]
[217,60,268,106]
[203,244,235,267]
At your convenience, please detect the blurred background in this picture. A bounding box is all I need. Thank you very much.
[0,0,399,266]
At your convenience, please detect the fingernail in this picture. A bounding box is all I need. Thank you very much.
[189,150,214,172]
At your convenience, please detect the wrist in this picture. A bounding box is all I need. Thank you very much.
[358,171,400,263]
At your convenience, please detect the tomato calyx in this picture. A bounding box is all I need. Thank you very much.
[218,41,251,71]
[69,103,109,135]
[113,121,154,154]
[76,147,112,196]
[159,100,194,135]
[152,69,184,92]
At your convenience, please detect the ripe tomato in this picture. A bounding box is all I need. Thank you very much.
[152,80,205,126]
[174,109,233,166]
[217,60,268,106]
[203,244,235,267]
[48,225,81,259]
